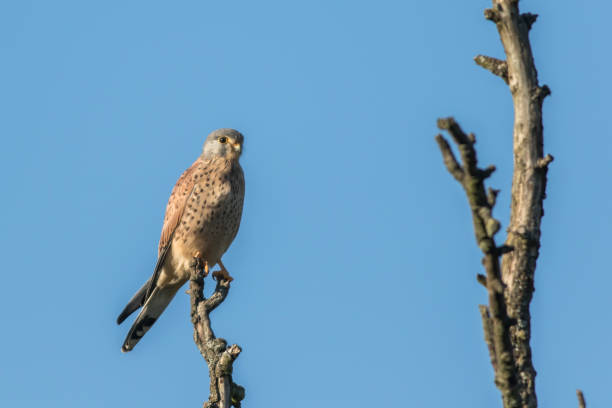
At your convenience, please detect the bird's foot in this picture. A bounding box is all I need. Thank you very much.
[191,251,209,277]
[212,261,233,282]
[212,269,233,282]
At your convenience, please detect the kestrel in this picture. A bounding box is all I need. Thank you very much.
[117,129,245,352]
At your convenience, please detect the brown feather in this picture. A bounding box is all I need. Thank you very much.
[158,158,203,255]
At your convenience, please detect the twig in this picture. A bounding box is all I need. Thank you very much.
[474,55,508,84]
[189,266,245,408]
[576,390,586,408]
[436,0,554,406]
[436,118,521,408]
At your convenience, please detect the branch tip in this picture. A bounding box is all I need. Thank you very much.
[521,13,539,30]
[484,8,501,22]
[228,344,242,357]
[577,389,586,408]
[436,117,456,130]
[480,165,496,180]
[437,117,471,146]
[474,55,509,84]
[536,154,554,169]
[496,245,514,255]
[537,85,552,100]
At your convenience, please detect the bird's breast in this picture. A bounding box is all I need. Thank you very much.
[172,162,244,271]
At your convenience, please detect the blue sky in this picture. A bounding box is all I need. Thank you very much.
[1,1,610,407]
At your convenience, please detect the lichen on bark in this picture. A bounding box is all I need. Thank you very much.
[435,1,552,407]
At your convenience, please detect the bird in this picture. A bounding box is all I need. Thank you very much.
[117,128,245,352]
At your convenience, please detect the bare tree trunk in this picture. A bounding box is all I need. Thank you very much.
[189,266,245,408]
[435,1,552,407]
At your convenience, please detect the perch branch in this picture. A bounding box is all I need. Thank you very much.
[189,264,245,408]
[436,118,521,408]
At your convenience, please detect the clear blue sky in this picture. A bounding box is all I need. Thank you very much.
[1,1,610,407]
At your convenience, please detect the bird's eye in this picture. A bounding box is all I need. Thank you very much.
[218,137,228,144]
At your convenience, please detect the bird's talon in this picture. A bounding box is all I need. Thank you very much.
[212,269,233,282]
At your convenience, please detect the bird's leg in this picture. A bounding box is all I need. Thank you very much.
[191,251,209,277]
[212,259,234,282]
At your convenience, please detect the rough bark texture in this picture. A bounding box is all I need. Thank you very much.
[189,266,245,408]
[435,1,551,407]
[436,119,521,408]
[484,2,551,407]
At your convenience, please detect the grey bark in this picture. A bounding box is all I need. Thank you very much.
[435,1,551,407]
[484,2,551,407]
[436,119,522,408]
[189,266,245,408]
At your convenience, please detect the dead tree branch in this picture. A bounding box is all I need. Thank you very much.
[436,119,521,408]
[189,266,245,408]
[474,55,508,84]
[576,390,586,408]
[435,1,552,407]
[481,2,552,407]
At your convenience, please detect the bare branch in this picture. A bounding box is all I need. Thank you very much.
[435,134,463,181]
[205,281,230,313]
[436,118,521,408]
[189,266,245,408]
[484,8,501,23]
[436,1,554,407]
[484,1,553,406]
[475,55,509,84]
[576,390,586,408]
[536,154,554,170]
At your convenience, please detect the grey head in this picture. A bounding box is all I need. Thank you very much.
[202,128,244,160]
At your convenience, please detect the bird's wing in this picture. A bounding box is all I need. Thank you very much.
[145,158,202,298]
[158,158,203,254]
[117,158,203,325]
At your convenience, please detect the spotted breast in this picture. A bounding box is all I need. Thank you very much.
[160,157,245,285]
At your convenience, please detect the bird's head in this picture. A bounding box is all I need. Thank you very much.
[202,128,244,161]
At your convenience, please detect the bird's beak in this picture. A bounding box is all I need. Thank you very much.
[232,142,241,153]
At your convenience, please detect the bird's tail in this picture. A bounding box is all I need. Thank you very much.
[117,278,152,325]
[120,283,181,352]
